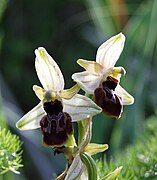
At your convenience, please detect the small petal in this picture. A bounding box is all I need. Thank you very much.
[16,102,45,130]
[111,66,126,77]
[35,47,64,91]
[33,85,46,100]
[60,84,80,99]
[77,59,104,75]
[116,85,134,105]
[72,71,102,94]
[96,33,125,68]
[63,94,102,122]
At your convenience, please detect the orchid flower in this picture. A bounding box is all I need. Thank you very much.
[72,33,134,118]
[16,47,101,147]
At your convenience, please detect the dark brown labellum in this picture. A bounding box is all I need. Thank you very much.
[94,76,122,118]
[43,100,63,115]
[40,100,73,147]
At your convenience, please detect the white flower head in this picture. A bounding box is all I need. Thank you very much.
[72,33,134,118]
[16,47,101,146]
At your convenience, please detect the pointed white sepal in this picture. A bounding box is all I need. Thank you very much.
[116,84,134,105]
[16,102,45,130]
[96,33,125,68]
[35,47,64,91]
[63,94,102,122]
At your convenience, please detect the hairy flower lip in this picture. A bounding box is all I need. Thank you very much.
[72,32,134,106]
[40,111,74,147]
[16,47,102,131]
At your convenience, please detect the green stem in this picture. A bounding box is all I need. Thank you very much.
[77,121,84,145]
[77,93,93,146]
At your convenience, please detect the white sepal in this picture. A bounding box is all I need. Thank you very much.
[63,94,102,122]
[96,33,125,68]
[35,47,64,91]
[116,84,134,105]
[16,102,45,130]
[72,71,102,94]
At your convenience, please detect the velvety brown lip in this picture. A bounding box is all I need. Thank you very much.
[94,76,122,118]
[40,100,73,147]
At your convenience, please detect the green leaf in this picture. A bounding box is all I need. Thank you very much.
[80,152,98,180]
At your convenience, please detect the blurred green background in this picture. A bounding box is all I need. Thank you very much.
[1,0,157,179]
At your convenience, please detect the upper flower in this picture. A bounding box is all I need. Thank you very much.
[16,47,101,146]
[72,33,134,118]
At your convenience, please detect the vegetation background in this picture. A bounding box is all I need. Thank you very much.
[0,0,157,179]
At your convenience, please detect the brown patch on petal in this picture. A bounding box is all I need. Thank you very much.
[94,76,122,118]
[40,100,73,147]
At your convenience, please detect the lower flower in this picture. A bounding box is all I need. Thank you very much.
[40,99,75,147]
